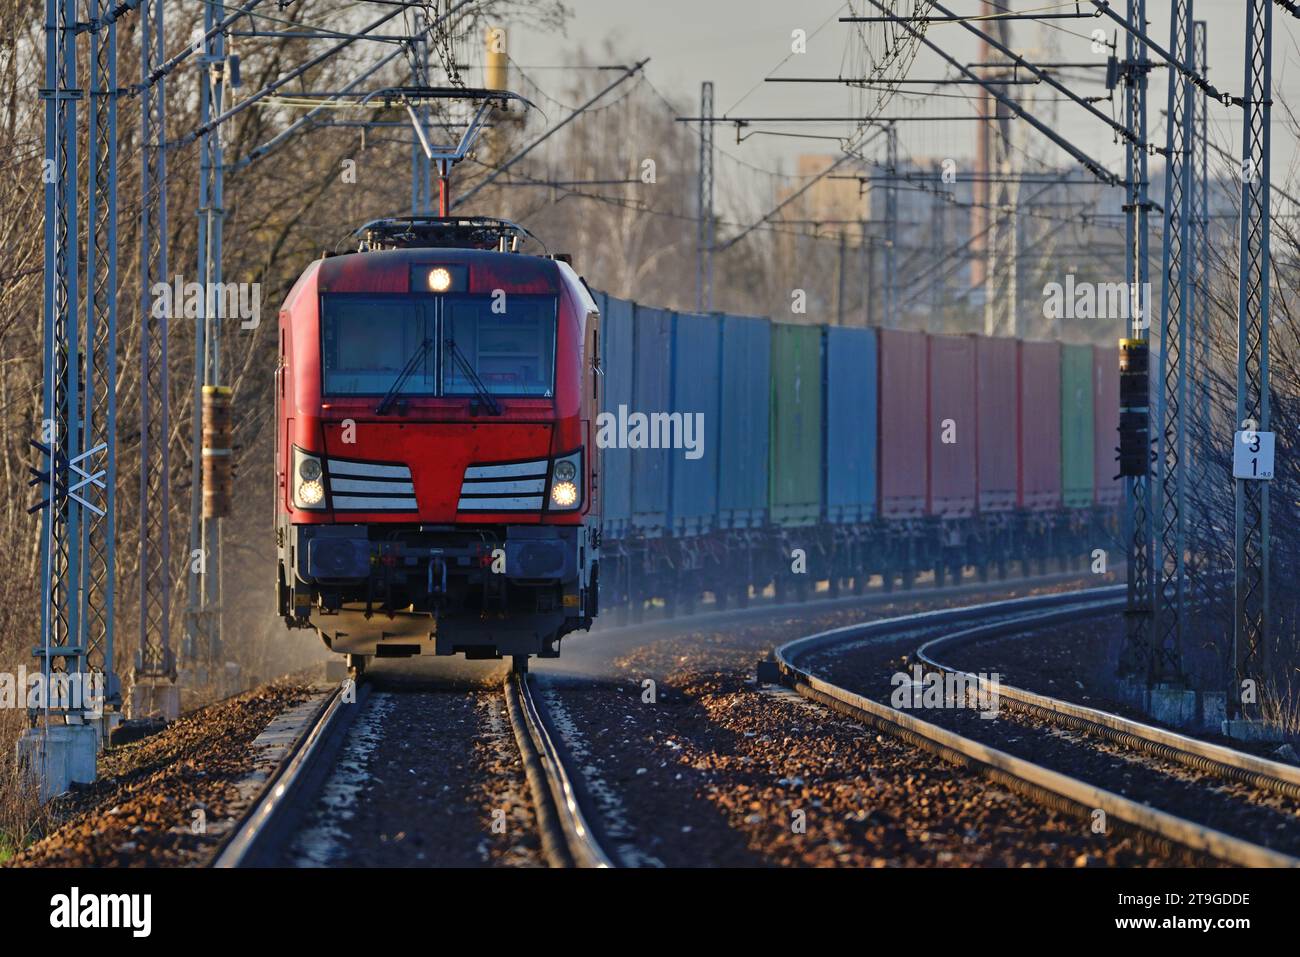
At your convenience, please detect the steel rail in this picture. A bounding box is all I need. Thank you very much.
[915,606,1300,801]
[213,678,370,868]
[772,591,1300,869]
[505,671,614,869]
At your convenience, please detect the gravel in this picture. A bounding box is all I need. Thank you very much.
[6,678,317,868]
[539,577,1203,866]
[280,663,543,867]
[803,615,1300,860]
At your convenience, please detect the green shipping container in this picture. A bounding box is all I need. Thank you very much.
[769,323,823,526]
[1060,344,1095,508]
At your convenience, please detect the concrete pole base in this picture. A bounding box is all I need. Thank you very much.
[129,679,180,722]
[1116,680,1226,733]
[89,712,123,753]
[222,661,242,698]
[16,725,98,802]
[1221,718,1286,743]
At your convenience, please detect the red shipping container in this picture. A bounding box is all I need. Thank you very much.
[975,336,1018,512]
[877,328,927,518]
[1018,340,1063,510]
[928,335,977,517]
[1093,345,1122,506]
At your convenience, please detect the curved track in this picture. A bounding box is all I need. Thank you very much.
[772,588,1300,869]
[914,599,1300,803]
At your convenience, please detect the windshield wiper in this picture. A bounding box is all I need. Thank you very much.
[444,337,502,416]
[374,338,432,415]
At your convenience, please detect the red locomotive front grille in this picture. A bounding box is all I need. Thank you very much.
[320,421,554,522]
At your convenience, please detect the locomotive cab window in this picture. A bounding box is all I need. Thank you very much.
[441,295,557,398]
[321,295,435,396]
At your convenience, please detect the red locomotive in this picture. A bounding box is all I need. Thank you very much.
[275,218,601,672]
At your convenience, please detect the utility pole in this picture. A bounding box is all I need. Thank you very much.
[697,80,714,312]
[971,0,991,297]
[1185,20,1214,641]
[85,0,122,726]
[410,6,433,216]
[186,0,232,685]
[1231,0,1273,723]
[836,229,847,325]
[884,123,898,326]
[134,0,177,719]
[1118,0,1155,683]
[980,1,1019,337]
[27,0,90,793]
[930,194,943,331]
[865,234,876,327]
[1152,0,1196,683]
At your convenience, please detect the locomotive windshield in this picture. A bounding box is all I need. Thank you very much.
[320,293,556,398]
[321,296,433,396]
[442,295,556,398]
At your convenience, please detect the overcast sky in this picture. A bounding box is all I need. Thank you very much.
[512,1,1300,193]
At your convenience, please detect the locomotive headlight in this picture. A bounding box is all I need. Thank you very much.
[298,479,325,505]
[292,447,328,510]
[550,481,578,508]
[427,267,452,292]
[547,450,582,511]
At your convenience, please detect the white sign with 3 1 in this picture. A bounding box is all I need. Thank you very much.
[1233,430,1275,480]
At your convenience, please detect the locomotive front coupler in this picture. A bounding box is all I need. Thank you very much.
[428,553,449,614]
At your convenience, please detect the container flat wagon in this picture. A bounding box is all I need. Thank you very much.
[591,293,1122,621]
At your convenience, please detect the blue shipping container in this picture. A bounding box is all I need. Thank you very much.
[630,305,672,533]
[823,326,878,523]
[718,315,771,528]
[669,312,722,536]
[597,293,634,540]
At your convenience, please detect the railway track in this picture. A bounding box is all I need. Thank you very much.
[213,667,613,868]
[212,678,371,868]
[771,588,1300,868]
[505,669,614,868]
[210,571,1098,869]
[214,578,1285,870]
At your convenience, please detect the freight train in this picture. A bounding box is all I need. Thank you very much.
[592,292,1122,620]
[273,215,1121,670]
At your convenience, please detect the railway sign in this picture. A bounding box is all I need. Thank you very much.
[1232,430,1275,480]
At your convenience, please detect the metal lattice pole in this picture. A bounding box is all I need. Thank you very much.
[697,81,714,312]
[980,8,1019,339]
[187,0,227,668]
[884,122,898,326]
[1231,0,1272,717]
[1120,0,1155,680]
[137,0,175,698]
[1152,0,1195,683]
[411,8,433,216]
[1185,19,1215,645]
[83,0,120,709]
[930,194,943,330]
[34,0,87,722]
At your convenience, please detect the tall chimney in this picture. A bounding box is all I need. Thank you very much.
[485,25,508,91]
[970,0,993,292]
